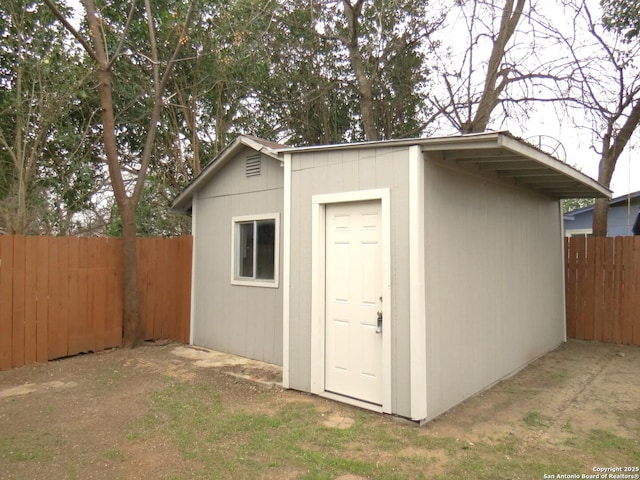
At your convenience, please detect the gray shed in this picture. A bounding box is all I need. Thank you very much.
[172,131,610,423]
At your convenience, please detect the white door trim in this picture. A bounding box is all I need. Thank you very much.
[310,189,392,413]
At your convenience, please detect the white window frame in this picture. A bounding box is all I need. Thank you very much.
[565,228,592,237]
[230,213,280,288]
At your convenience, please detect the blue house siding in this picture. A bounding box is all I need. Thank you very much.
[564,191,640,236]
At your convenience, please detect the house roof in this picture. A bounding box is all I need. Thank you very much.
[171,135,286,213]
[171,131,610,213]
[564,190,640,218]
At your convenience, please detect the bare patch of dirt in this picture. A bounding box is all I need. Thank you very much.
[423,340,640,446]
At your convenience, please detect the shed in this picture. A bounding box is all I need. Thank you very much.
[172,131,610,423]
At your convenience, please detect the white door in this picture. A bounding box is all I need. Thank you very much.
[325,200,383,405]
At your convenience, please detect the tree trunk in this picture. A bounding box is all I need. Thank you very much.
[342,0,379,141]
[83,0,142,346]
[592,198,610,237]
[45,0,196,346]
[592,150,616,237]
[464,0,525,133]
[120,201,141,347]
[592,99,640,236]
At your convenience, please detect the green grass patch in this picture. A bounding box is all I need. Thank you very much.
[103,448,125,461]
[584,429,640,460]
[523,410,549,428]
[0,436,52,462]
[129,381,454,479]
[124,380,640,480]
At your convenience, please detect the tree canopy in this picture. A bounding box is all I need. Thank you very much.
[0,0,636,239]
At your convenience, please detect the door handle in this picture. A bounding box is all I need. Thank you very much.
[376,311,383,333]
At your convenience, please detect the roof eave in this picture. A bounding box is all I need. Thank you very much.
[419,132,610,200]
[171,136,282,213]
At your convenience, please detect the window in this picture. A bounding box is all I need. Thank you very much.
[231,214,279,287]
[565,228,593,238]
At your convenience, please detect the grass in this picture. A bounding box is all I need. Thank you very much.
[0,436,53,462]
[121,379,639,480]
[523,410,549,428]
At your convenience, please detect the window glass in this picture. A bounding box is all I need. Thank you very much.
[238,222,254,278]
[256,219,275,280]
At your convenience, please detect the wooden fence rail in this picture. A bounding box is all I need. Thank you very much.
[0,235,192,371]
[565,236,640,346]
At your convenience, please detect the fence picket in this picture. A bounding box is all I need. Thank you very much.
[634,238,640,346]
[35,236,49,363]
[0,236,14,369]
[24,237,39,364]
[621,237,634,344]
[12,237,26,368]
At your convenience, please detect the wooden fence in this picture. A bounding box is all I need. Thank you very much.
[565,236,640,346]
[0,235,192,371]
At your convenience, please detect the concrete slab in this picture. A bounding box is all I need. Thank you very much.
[170,345,282,387]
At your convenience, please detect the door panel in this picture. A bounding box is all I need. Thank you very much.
[325,200,383,405]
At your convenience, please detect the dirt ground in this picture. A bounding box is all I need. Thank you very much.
[1,339,639,479]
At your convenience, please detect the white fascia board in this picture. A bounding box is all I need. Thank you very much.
[276,131,504,155]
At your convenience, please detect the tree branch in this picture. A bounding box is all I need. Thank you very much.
[108,0,138,69]
[132,0,198,205]
[42,0,99,64]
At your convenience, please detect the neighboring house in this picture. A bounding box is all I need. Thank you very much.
[564,191,640,237]
[172,131,610,423]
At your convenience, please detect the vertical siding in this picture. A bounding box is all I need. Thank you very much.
[192,151,284,365]
[423,158,565,421]
[288,147,412,417]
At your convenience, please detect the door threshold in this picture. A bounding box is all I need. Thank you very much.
[320,391,383,413]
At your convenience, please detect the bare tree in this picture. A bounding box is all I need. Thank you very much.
[431,0,529,133]
[552,0,640,236]
[44,0,197,346]
[429,0,577,135]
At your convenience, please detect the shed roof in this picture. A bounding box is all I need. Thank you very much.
[279,131,611,200]
[171,131,610,213]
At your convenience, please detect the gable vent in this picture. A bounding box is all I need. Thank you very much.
[245,154,261,177]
